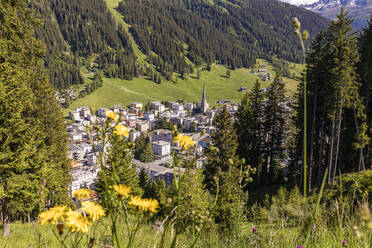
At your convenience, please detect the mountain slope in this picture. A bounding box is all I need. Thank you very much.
[31,0,329,89]
[301,0,372,29]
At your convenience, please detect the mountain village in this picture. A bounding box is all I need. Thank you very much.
[66,84,241,195]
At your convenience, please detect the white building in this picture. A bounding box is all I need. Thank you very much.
[69,132,83,142]
[184,103,194,111]
[130,130,141,142]
[152,141,171,157]
[144,112,155,121]
[69,111,81,121]
[79,107,91,118]
[151,129,173,143]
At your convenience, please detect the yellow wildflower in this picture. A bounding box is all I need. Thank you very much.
[129,196,159,213]
[73,188,94,200]
[65,210,90,233]
[113,124,129,138]
[114,184,131,198]
[38,206,68,225]
[105,110,118,121]
[173,135,195,150]
[81,201,105,222]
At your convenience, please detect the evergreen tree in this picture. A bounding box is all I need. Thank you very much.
[293,9,367,191]
[0,0,70,236]
[203,106,245,229]
[358,14,372,169]
[96,136,142,198]
[262,74,287,184]
[235,80,264,182]
[143,141,154,162]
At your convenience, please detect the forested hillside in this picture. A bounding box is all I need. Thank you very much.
[30,0,329,89]
[30,0,137,89]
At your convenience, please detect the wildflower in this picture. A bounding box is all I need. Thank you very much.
[38,206,69,225]
[302,30,309,41]
[252,227,257,233]
[292,17,301,29]
[105,110,118,121]
[129,196,159,213]
[352,225,361,238]
[73,188,94,200]
[65,210,90,233]
[81,201,105,222]
[173,135,195,150]
[113,124,129,138]
[297,246,303,248]
[342,240,347,247]
[114,184,131,198]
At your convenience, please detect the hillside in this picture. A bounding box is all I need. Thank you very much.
[66,61,303,112]
[30,0,328,90]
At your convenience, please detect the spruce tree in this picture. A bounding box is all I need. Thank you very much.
[358,14,372,168]
[203,106,245,229]
[262,74,287,184]
[97,136,143,197]
[0,0,70,236]
[294,9,367,190]
[235,80,264,181]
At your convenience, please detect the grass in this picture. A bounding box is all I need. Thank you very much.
[66,63,302,113]
[0,218,370,248]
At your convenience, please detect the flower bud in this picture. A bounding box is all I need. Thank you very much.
[302,30,309,41]
[292,17,301,29]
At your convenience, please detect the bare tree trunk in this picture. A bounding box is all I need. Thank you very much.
[353,110,365,172]
[3,215,10,237]
[332,106,342,184]
[327,112,336,183]
[308,79,319,192]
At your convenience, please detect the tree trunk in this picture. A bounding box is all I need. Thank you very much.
[308,79,319,192]
[332,106,342,184]
[327,112,336,183]
[2,215,10,237]
[353,110,365,172]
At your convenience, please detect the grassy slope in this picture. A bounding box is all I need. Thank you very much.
[67,64,272,111]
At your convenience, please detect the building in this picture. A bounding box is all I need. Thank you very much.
[69,132,83,142]
[184,102,194,111]
[130,130,141,142]
[69,111,81,121]
[97,108,108,117]
[136,121,150,132]
[200,83,209,113]
[144,112,155,121]
[130,102,143,110]
[151,129,173,143]
[152,141,171,157]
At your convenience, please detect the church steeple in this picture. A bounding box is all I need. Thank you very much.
[200,82,209,113]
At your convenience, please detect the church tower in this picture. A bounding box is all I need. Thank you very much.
[200,82,209,113]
